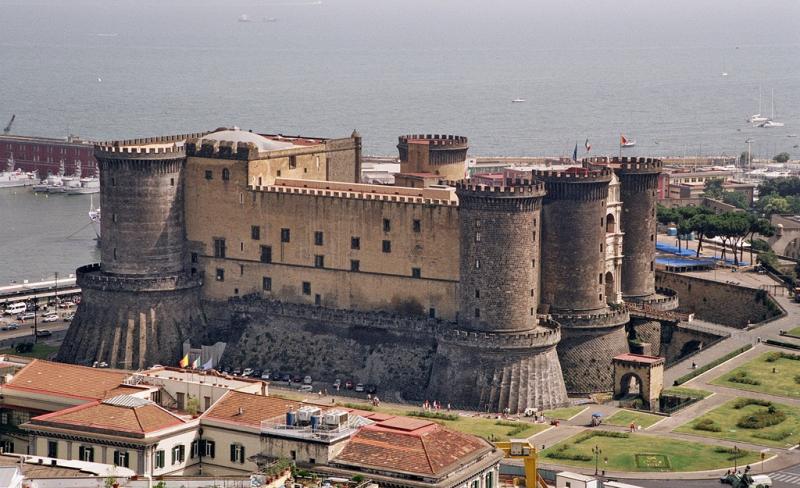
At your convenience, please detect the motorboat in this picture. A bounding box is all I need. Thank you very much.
[66,177,100,195]
[512,98,526,103]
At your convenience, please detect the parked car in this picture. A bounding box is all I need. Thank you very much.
[233,368,242,376]
[36,330,52,338]
[261,371,271,380]
[345,380,354,390]
[292,374,302,383]
[298,384,313,392]
[59,301,74,308]
[63,313,75,321]
[16,312,35,321]
[42,314,59,323]
[6,324,19,331]
[303,375,313,385]
[355,383,365,392]
[242,367,254,377]
[333,379,341,388]
[365,384,377,394]
[282,374,292,383]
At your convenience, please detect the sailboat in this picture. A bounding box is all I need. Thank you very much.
[747,86,769,125]
[759,89,785,128]
[721,57,728,77]
[620,134,636,148]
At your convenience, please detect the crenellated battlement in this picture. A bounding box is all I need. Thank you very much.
[77,264,202,292]
[550,306,630,329]
[534,168,611,201]
[253,179,459,206]
[583,156,663,173]
[532,167,613,181]
[454,179,545,196]
[94,132,207,158]
[398,134,468,147]
[438,319,561,350]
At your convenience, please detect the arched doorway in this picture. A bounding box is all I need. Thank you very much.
[679,340,703,358]
[606,213,616,233]
[605,271,615,305]
[619,372,643,397]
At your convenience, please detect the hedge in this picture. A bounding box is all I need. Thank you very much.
[673,344,753,386]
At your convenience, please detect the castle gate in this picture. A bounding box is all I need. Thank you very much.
[612,353,665,411]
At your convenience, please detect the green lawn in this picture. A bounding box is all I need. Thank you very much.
[787,327,800,337]
[675,398,800,448]
[661,387,713,399]
[711,352,800,399]
[544,405,587,420]
[541,430,759,472]
[273,395,548,442]
[0,343,59,359]
[605,410,664,429]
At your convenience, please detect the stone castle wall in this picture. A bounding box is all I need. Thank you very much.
[655,271,782,328]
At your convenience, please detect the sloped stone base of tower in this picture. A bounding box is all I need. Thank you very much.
[557,324,630,394]
[427,328,568,412]
[57,265,205,369]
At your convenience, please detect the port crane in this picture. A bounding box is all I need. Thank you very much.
[3,114,15,135]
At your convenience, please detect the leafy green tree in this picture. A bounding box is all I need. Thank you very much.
[774,152,791,163]
[740,151,749,166]
[703,178,725,200]
[757,194,791,215]
[758,177,800,198]
[722,191,748,209]
[746,216,775,264]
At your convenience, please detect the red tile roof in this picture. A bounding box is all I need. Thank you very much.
[333,421,491,477]
[28,398,185,437]
[202,391,299,428]
[4,359,132,401]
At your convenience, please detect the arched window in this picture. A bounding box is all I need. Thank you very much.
[222,168,230,181]
[605,213,616,233]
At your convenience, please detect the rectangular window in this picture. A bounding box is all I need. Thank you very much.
[260,245,272,263]
[205,170,213,180]
[475,289,480,298]
[113,450,129,468]
[262,276,272,291]
[0,412,7,424]
[231,444,245,464]
[281,228,290,243]
[429,308,436,318]
[314,255,324,268]
[314,231,324,246]
[474,308,480,318]
[351,237,360,250]
[251,226,261,240]
[213,238,226,258]
[302,282,311,295]
[204,396,211,411]
[204,440,216,458]
[383,218,391,232]
[599,273,603,284]
[411,267,421,278]
[191,252,198,264]
[177,392,185,410]
[289,155,297,169]
[47,441,58,458]
[412,219,421,232]
[476,232,481,242]
[315,294,321,306]
[382,240,391,253]
[350,260,360,272]
[79,446,94,462]
[191,441,199,459]
[215,268,224,282]
[172,444,185,465]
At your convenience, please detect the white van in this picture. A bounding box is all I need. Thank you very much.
[4,303,26,315]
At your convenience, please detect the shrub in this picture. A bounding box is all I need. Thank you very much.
[728,371,761,385]
[545,445,593,462]
[765,352,782,362]
[794,375,800,385]
[733,398,772,409]
[753,430,792,441]
[341,403,374,411]
[574,431,629,444]
[694,418,722,432]
[714,446,749,461]
[408,411,459,421]
[736,407,787,429]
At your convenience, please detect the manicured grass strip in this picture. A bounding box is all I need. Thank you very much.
[661,387,712,399]
[788,326,800,337]
[675,397,800,448]
[673,344,752,386]
[544,405,587,420]
[0,343,59,359]
[711,351,800,399]
[605,410,663,429]
[541,430,759,472]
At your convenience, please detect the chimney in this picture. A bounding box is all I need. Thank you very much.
[237,407,244,416]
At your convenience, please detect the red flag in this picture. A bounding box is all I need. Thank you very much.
[620,135,628,146]
[585,138,591,152]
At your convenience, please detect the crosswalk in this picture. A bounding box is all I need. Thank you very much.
[771,472,800,485]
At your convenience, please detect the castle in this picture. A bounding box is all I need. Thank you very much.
[58,128,677,411]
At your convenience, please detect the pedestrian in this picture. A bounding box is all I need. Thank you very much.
[447,402,451,411]
[629,422,635,432]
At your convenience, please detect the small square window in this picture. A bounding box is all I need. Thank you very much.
[383,218,391,232]
[351,237,360,250]
[412,219,421,232]
[314,231,324,246]
[411,267,421,278]
[262,277,272,291]
[302,282,311,295]
[281,228,290,243]
[215,268,225,281]
[251,225,261,240]
[382,240,391,253]
[314,255,325,268]
[205,170,213,180]
[350,260,360,272]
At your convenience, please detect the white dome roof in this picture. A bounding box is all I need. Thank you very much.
[199,129,295,152]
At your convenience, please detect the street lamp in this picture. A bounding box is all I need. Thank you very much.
[592,445,602,475]
[745,139,754,169]
[734,445,739,473]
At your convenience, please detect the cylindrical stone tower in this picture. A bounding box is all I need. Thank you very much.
[58,135,207,369]
[535,168,630,394]
[397,134,468,180]
[427,180,568,412]
[615,157,662,300]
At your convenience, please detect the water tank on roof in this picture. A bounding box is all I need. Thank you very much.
[310,415,321,430]
[286,411,297,426]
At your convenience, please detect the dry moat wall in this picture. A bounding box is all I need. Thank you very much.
[655,271,782,328]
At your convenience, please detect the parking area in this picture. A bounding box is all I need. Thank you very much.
[1,297,78,340]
